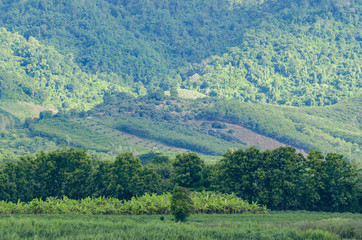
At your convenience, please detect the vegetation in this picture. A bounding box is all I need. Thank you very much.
[0,191,267,215]
[0,0,360,106]
[0,0,360,163]
[0,212,360,240]
[30,116,141,153]
[187,12,361,105]
[213,147,360,212]
[171,187,194,222]
[0,148,359,212]
[1,91,360,163]
[0,28,130,111]
[200,95,362,161]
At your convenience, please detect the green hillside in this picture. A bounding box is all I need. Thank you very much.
[0,0,359,106]
[27,92,359,161]
[0,28,130,110]
[200,94,362,161]
[184,1,361,106]
[0,0,360,162]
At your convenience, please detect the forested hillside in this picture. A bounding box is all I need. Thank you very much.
[0,0,360,105]
[185,1,361,105]
[0,28,131,110]
[0,0,361,163]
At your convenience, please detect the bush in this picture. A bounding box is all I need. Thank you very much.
[211,122,227,129]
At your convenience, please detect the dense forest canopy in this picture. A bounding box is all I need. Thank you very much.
[0,0,360,106]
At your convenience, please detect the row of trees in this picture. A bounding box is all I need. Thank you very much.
[0,147,360,212]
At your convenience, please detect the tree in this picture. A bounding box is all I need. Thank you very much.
[213,147,305,210]
[34,148,93,200]
[130,167,162,196]
[300,150,327,211]
[171,186,194,223]
[171,153,204,189]
[212,147,262,202]
[39,111,53,119]
[302,151,360,212]
[259,147,305,210]
[108,152,142,199]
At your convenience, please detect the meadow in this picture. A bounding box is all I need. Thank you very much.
[0,212,360,240]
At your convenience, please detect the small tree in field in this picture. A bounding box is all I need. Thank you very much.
[171,186,194,223]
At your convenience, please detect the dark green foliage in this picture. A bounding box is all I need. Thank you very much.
[211,122,227,129]
[212,146,360,212]
[39,111,52,120]
[0,147,360,212]
[301,150,360,212]
[171,153,204,189]
[106,152,162,199]
[0,149,163,202]
[107,153,142,199]
[151,155,170,164]
[0,148,93,202]
[138,150,169,165]
[171,186,194,222]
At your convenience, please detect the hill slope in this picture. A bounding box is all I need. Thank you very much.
[0,28,130,110]
[0,0,360,162]
[0,0,360,106]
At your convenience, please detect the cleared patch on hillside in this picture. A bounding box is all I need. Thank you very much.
[177,89,207,99]
[226,123,307,156]
[193,120,307,156]
[0,101,56,121]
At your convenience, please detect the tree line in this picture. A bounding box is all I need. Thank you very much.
[0,147,360,212]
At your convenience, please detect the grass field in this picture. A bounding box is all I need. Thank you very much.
[0,212,360,239]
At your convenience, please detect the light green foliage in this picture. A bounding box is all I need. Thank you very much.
[89,93,246,155]
[0,0,360,164]
[185,1,361,106]
[201,95,362,161]
[31,117,140,153]
[0,212,360,239]
[0,129,58,163]
[0,109,19,131]
[0,28,128,110]
[0,191,267,215]
[1,0,358,107]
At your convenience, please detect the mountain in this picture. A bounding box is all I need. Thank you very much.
[0,0,360,162]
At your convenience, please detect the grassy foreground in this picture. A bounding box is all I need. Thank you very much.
[0,212,360,240]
